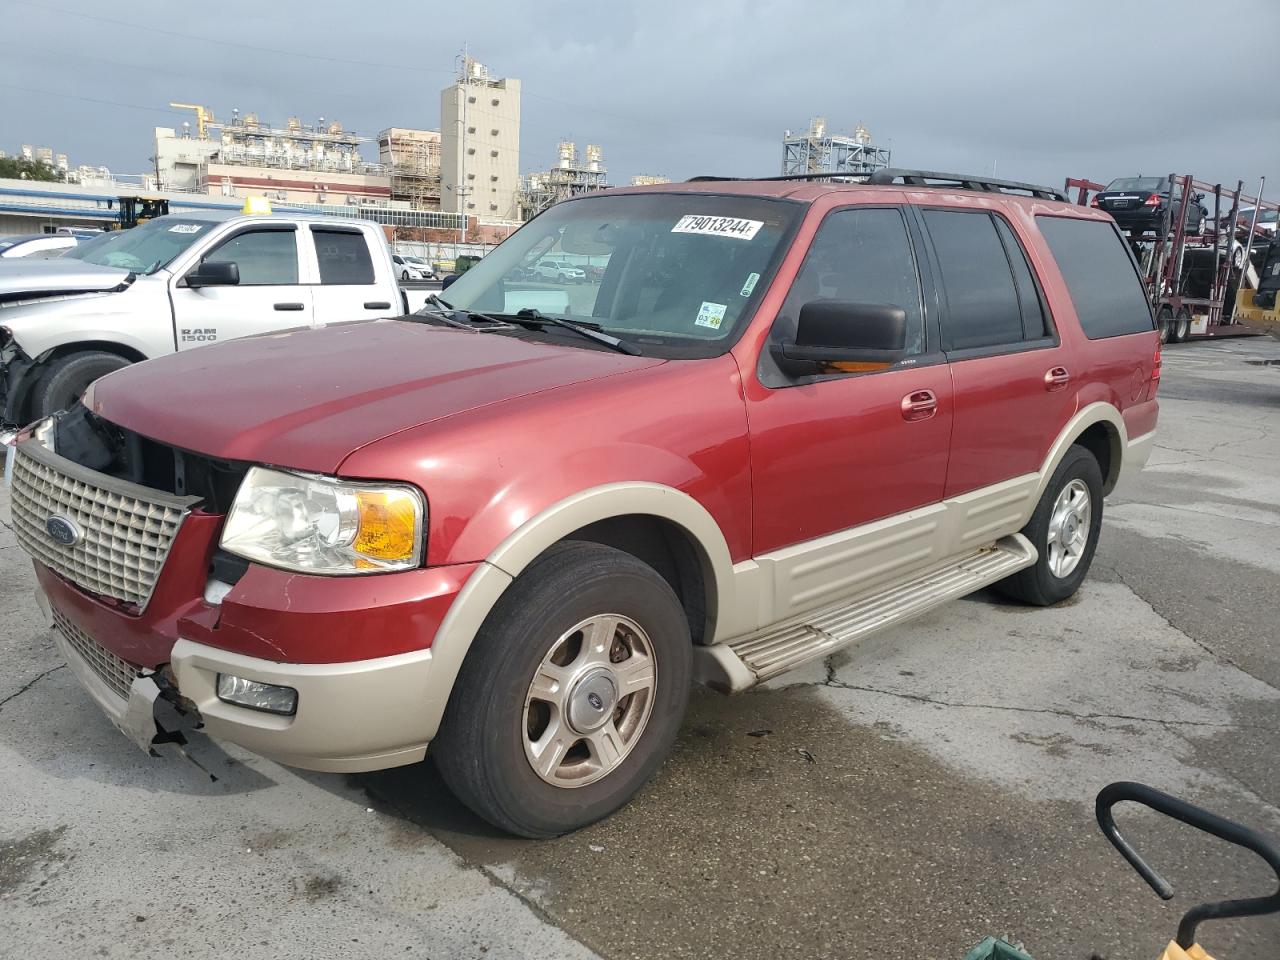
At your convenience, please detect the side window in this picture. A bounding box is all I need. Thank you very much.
[992,217,1051,340]
[1035,216,1154,339]
[770,207,924,375]
[922,210,1023,351]
[313,229,375,285]
[203,229,298,285]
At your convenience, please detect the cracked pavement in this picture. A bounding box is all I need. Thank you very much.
[2,337,1279,959]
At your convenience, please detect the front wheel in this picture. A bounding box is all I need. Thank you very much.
[31,350,130,419]
[433,541,692,838]
[994,445,1104,606]
[401,270,410,281]
[1172,308,1191,343]
[1157,305,1173,344]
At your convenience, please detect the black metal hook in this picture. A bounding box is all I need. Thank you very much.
[1096,781,1280,949]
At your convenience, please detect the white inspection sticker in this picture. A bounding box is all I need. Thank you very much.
[740,272,760,297]
[672,214,763,241]
[695,301,728,330]
[168,224,202,234]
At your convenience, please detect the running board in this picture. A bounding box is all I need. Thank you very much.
[705,535,1036,691]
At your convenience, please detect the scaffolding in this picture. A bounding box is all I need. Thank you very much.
[378,128,442,209]
[519,141,609,219]
[782,118,891,176]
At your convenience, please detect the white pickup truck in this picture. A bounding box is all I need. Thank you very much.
[0,210,432,425]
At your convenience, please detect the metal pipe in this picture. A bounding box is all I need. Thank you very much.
[1239,176,1266,289]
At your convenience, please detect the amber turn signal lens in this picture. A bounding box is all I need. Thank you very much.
[353,489,420,561]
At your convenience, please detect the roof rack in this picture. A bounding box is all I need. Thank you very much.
[686,167,1067,202]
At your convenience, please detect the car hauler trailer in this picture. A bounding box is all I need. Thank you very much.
[1065,174,1277,342]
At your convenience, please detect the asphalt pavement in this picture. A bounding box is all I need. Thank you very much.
[2,336,1277,959]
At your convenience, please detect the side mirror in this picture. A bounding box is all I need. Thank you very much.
[774,300,907,373]
[441,274,459,290]
[185,260,239,288]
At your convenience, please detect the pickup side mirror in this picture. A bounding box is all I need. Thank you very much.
[773,300,907,373]
[185,260,240,288]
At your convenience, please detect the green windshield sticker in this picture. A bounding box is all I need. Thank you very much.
[695,301,728,330]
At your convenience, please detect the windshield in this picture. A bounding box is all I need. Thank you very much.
[441,192,800,358]
[1105,177,1166,193]
[63,217,217,273]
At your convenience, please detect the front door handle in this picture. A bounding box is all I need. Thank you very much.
[901,389,938,422]
[1045,366,1071,391]
[274,302,305,312]
[364,301,392,310]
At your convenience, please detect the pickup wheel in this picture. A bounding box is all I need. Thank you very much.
[433,541,692,838]
[31,351,131,418]
[994,445,1104,607]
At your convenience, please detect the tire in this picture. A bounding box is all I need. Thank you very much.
[1173,308,1191,343]
[557,272,567,283]
[1156,305,1172,344]
[433,541,692,838]
[401,270,410,281]
[994,445,1104,607]
[31,350,130,419]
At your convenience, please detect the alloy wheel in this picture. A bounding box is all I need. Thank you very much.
[1046,478,1092,578]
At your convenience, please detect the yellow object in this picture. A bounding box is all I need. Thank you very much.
[1232,287,1280,336]
[353,489,420,561]
[241,195,273,216]
[169,102,217,139]
[1159,941,1215,960]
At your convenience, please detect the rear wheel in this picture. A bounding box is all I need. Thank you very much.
[994,445,1104,607]
[433,541,692,838]
[31,350,130,418]
[1173,308,1191,343]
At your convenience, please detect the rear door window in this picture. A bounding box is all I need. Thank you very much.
[313,229,375,285]
[922,210,1024,351]
[1036,216,1153,339]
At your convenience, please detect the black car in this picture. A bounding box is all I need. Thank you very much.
[1092,177,1207,235]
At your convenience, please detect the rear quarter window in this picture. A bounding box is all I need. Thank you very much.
[1036,216,1153,339]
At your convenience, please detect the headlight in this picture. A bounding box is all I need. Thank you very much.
[220,466,425,574]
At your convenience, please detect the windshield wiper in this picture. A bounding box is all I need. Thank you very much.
[495,309,642,356]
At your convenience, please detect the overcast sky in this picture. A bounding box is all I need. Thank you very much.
[2,0,1277,199]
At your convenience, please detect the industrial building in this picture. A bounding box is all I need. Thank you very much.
[519,141,609,220]
[154,105,391,207]
[781,118,891,176]
[440,59,522,222]
[378,128,442,210]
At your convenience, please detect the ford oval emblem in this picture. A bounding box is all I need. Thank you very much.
[46,515,81,547]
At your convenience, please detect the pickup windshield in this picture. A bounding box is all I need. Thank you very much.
[63,217,217,274]
[441,192,801,358]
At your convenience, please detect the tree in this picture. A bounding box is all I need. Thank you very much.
[0,156,65,182]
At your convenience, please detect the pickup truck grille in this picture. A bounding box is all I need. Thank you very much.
[10,441,199,611]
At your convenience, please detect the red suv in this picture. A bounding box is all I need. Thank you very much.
[6,169,1159,837]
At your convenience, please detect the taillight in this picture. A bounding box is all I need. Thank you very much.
[1144,194,1161,207]
[1089,196,1100,207]
[1149,342,1162,397]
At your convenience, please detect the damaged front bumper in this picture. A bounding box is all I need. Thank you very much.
[34,584,180,755]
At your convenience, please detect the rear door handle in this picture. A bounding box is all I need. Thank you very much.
[901,389,938,422]
[1045,366,1071,391]
[364,301,392,310]
[274,302,305,311]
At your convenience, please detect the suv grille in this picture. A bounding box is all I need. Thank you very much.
[10,442,199,610]
[51,607,141,701]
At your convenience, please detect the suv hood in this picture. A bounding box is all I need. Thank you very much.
[0,259,132,303]
[89,319,664,474]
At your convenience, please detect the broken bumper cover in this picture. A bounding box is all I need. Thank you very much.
[169,638,439,773]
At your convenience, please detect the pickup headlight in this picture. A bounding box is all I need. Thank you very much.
[220,466,425,574]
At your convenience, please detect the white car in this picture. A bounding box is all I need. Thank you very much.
[532,258,586,283]
[392,254,436,281]
[0,234,78,259]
